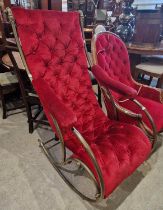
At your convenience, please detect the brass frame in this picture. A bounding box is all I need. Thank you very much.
[7,7,105,202]
[91,31,158,147]
[79,12,102,107]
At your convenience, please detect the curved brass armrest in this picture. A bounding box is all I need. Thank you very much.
[132,99,157,147]
[115,101,142,120]
[102,86,142,121]
[102,87,157,147]
[72,127,104,201]
[118,98,157,147]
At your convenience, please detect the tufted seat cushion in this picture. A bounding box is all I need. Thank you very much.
[74,122,151,197]
[12,8,151,198]
[94,32,163,133]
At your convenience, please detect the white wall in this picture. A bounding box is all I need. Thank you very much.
[134,0,163,2]
[133,0,163,9]
[62,0,67,11]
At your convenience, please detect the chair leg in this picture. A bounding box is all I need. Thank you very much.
[156,77,163,88]
[148,76,153,86]
[0,88,7,119]
[97,85,102,107]
[26,104,34,133]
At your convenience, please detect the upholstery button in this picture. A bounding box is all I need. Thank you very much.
[36,33,42,40]
[64,45,68,49]
[44,61,49,67]
[58,58,64,65]
[73,56,78,62]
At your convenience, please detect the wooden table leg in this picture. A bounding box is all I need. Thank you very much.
[157,75,163,89]
[129,53,141,79]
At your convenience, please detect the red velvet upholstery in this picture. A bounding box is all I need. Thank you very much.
[94,32,163,132]
[92,64,138,98]
[12,8,151,198]
[33,78,77,129]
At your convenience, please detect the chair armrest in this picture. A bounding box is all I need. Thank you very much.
[32,78,77,129]
[135,83,163,104]
[92,65,137,98]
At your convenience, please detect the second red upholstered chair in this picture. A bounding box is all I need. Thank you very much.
[92,32,163,145]
[8,8,152,201]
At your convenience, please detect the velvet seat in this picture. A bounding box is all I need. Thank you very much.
[118,95,163,132]
[11,8,151,200]
[92,32,163,138]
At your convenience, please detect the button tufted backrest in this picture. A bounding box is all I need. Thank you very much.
[12,8,110,152]
[95,33,135,92]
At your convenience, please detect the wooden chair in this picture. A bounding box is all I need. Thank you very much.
[0,11,22,119]
[0,70,19,119]
[135,55,163,88]
[0,9,48,132]
[2,51,48,133]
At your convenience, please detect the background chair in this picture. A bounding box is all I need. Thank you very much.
[92,32,163,144]
[135,55,163,88]
[0,10,48,132]
[0,14,23,119]
[0,70,19,119]
[9,7,152,201]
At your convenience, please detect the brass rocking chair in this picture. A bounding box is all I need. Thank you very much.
[7,7,152,202]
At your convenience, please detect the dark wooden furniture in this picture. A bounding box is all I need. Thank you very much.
[68,0,96,26]
[127,43,163,88]
[0,10,23,119]
[127,43,163,73]
[39,0,62,10]
[127,43,163,55]
[0,70,20,119]
[136,59,163,88]
[3,0,62,10]
[0,11,48,132]
[133,10,163,44]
